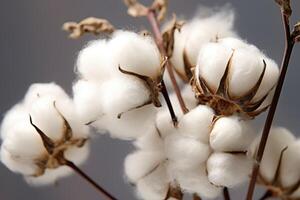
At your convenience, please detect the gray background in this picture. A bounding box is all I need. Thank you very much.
[0,0,299,199]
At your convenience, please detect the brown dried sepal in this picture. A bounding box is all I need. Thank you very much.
[123,0,148,18]
[292,22,300,43]
[124,0,168,22]
[63,17,115,39]
[164,183,183,200]
[29,102,88,176]
[162,15,185,58]
[275,0,292,17]
[191,52,270,118]
[117,57,167,118]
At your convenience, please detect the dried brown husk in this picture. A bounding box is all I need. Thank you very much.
[63,17,115,39]
[30,102,88,176]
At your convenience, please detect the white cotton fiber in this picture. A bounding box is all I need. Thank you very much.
[109,31,161,79]
[207,152,252,188]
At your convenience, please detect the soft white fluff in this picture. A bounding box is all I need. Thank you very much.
[136,164,169,200]
[100,76,150,116]
[210,116,254,152]
[72,80,104,124]
[164,132,211,170]
[250,127,295,183]
[134,126,164,151]
[171,8,236,79]
[178,105,215,143]
[207,152,252,188]
[0,83,90,185]
[93,105,157,140]
[76,39,115,82]
[124,150,165,183]
[109,31,161,79]
[170,165,222,199]
[280,140,300,188]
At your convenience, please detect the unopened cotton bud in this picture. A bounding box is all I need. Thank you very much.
[136,164,169,200]
[76,39,115,81]
[100,76,151,116]
[280,140,300,188]
[250,127,295,183]
[207,152,252,188]
[210,116,254,152]
[178,105,214,143]
[72,80,104,124]
[124,150,165,183]
[109,31,161,79]
[193,38,279,117]
[171,165,222,199]
[164,133,211,170]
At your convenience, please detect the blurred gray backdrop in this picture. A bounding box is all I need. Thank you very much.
[0,0,299,200]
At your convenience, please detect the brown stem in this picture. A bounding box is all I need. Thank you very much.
[245,11,295,200]
[65,160,117,200]
[147,9,189,114]
[161,80,178,125]
[223,187,231,200]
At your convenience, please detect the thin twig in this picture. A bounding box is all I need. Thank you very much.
[245,11,295,200]
[161,80,178,125]
[223,187,231,200]
[147,9,189,114]
[65,160,117,200]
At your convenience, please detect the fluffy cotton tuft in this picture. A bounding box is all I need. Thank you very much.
[0,83,90,185]
[207,152,252,188]
[109,31,161,79]
[171,7,236,79]
[210,116,254,152]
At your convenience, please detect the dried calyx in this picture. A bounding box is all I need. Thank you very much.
[274,0,292,16]
[123,0,168,22]
[117,57,167,118]
[292,22,300,43]
[29,102,87,176]
[63,17,115,39]
[191,38,279,118]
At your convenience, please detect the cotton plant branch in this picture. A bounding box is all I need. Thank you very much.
[63,17,115,39]
[246,0,300,199]
[223,187,231,200]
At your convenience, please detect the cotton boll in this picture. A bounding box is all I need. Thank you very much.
[185,10,236,67]
[136,164,169,200]
[280,140,300,188]
[171,165,222,199]
[100,76,151,116]
[93,105,157,140]
[219,37,250,50]
[228,48,265,98]
[178,105,214,143]
[196,42,233,93]
[210,116,254,152]
[72,80,104,124]
[250,127,295,183]
[155,109,175,138]
[165,133,211,169]
[207,152,252,188]
[76,39,115,81]
[109,31,161,79]
[180,85,199,110]
[124,150,165,183]
[24,83,69,105]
